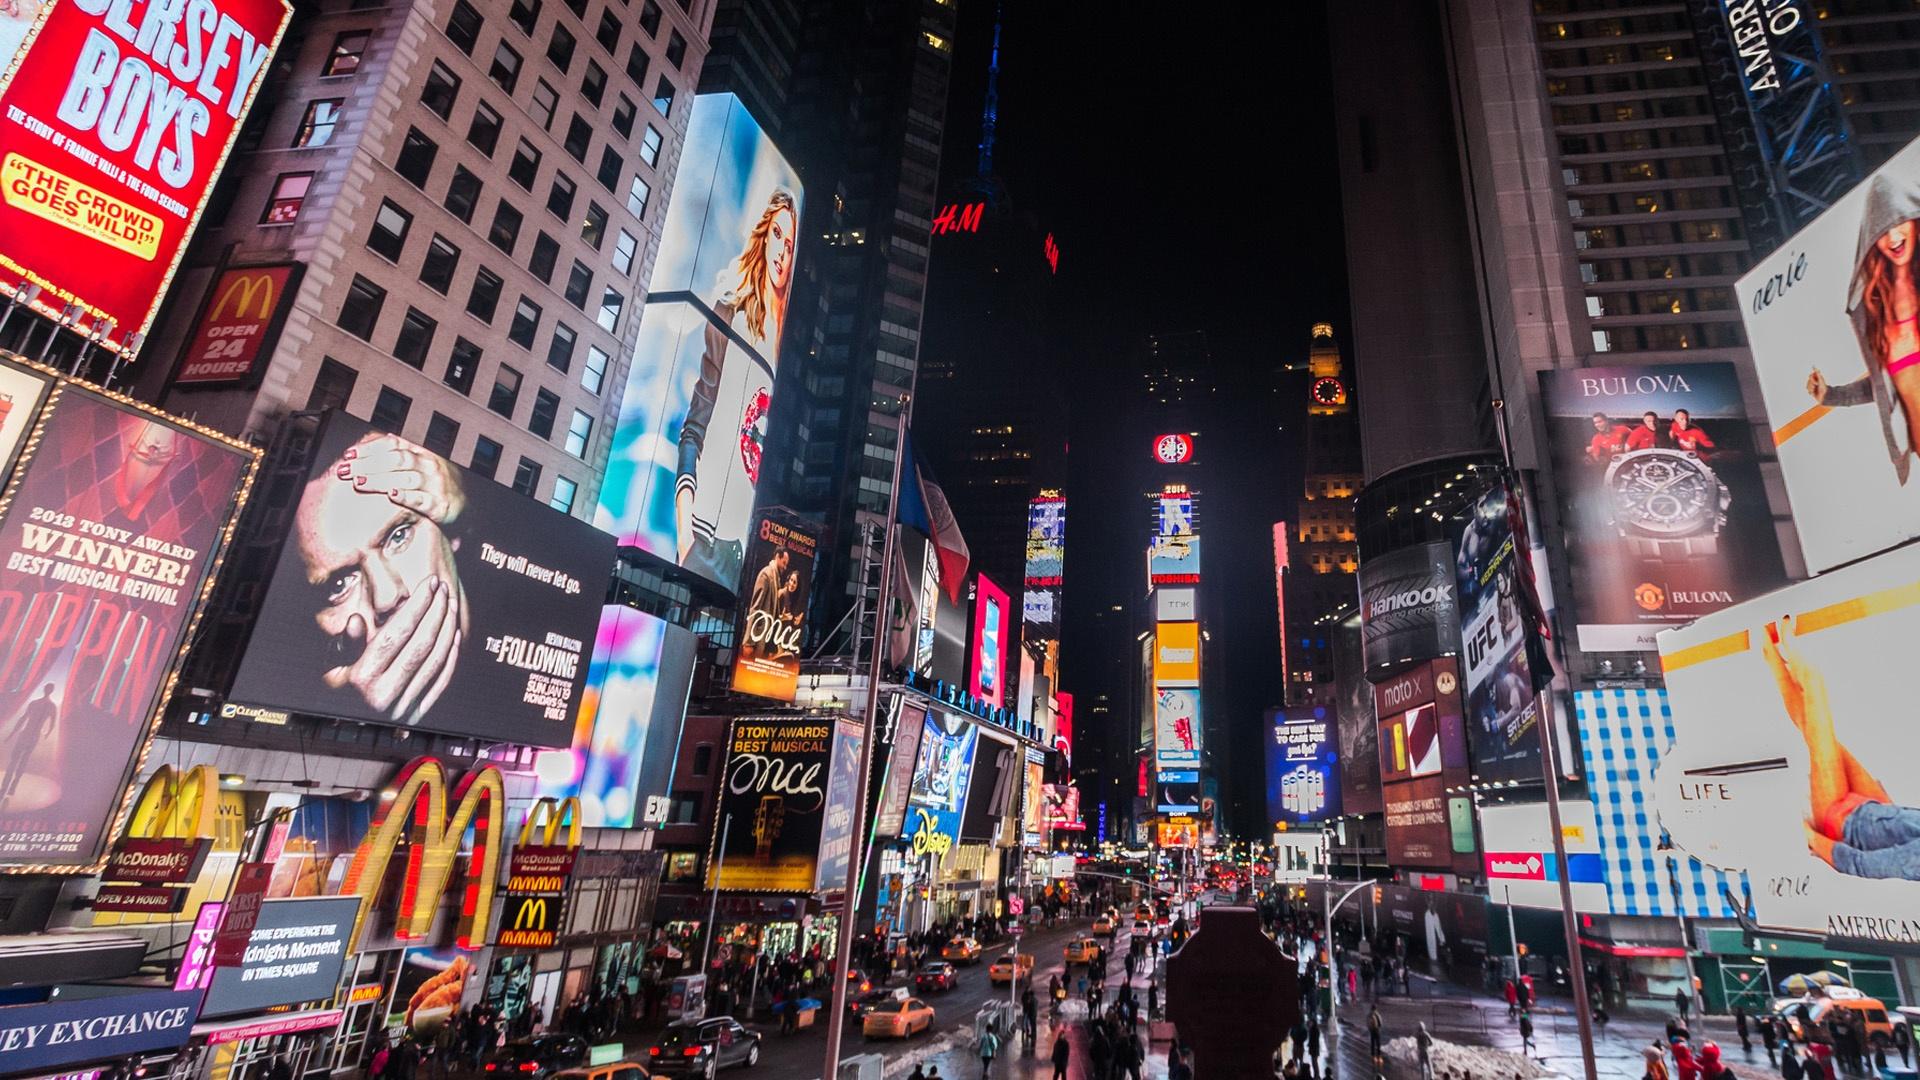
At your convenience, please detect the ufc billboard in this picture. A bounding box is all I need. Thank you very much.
[172,264,302,386]
[0,0,293,343]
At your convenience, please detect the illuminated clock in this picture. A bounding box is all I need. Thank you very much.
[1153,433,1195,464]
[1311,377,1346,407]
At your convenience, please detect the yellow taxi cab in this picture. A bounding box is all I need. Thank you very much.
[1063,936,1099,965]
[553,1064,649,1080]
[1778,995,1897,1045]
[861,996,935,1039]
[941,937,983,964]
[989,952,1035,985]
[1092,915,1115,936]
[1134,905,1153,923]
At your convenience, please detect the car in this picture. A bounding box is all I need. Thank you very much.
[989,952,1035,985]
[644,1017,760,1077]
[553,1065,650,1080]
[1063,936,1099,965]
[861,997,935,1039]
[485,1035,590,1079]
[1092,916,1115,935]
[1776,996,1898,1046]
[1134,905,1153,922]
[914,962,959,993]
[941,937,982,964]
[1133,918,1151,933]
[848,986,908,1017]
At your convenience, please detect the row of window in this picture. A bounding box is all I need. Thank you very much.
[306,356,582,512]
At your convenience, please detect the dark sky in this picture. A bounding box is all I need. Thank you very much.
[933,4,1353,837]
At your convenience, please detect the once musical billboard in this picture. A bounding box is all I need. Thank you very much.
[229,413,615,746]
[707,716,839,893]
[731,515,818,702]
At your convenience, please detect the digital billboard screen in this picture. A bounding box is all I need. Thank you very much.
[731,514,818,702]
[708,717,838,892]
[595,94,802,594]
[1265,706,1340,827]
[1333,615,1381,814]
[1452,485,1541,783]
[200,896,358,1018]
[968,572,1009,708]
[1022,495,1064,636]
[1149,489,1199,584]
[0,384,253,868]
[0,0,292,343]
[1735,134,1920,573]
[1357,541,1459,676]
[813,717,864,894]
[533,605,696,828]
[1153,621,1200,686]
[901,710,978,862]
[1540,364,1782,651]
[229,412,615,747]
[1153,686,1202,769]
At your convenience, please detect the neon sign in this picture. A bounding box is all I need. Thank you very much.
[931,202,985,235]
[1043,233,1059,273]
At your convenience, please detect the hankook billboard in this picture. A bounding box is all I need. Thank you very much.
[1357,542,1460,676]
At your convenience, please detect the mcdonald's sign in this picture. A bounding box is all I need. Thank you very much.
[495,893,559,949]
[174,264,303,387]
[508,797,580,893]
[339,757,505,951]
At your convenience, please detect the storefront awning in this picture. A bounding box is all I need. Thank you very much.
[1579,937,1687,958]
[193,1008,345,1045]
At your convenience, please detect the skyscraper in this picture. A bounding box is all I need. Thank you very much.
[1282,323,1360,702]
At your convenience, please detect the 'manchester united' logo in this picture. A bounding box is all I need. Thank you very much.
[1634,582,1666,611]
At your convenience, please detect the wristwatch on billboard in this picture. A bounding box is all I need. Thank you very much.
[1603,448,1730,559]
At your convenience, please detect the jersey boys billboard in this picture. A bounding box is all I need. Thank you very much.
[0,0,292,340]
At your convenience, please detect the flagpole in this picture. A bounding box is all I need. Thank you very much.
[822,392,910,1080]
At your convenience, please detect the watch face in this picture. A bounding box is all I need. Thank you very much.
[1311,378,1345,406]
[1153,433,1193,464]
[1608,451,1719,536]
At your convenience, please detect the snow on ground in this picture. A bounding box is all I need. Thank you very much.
[1383,1034,1556,1080]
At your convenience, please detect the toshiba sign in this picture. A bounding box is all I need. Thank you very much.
[0,0,292,342]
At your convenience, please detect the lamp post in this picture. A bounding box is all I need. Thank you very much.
[1325,878,1374,1077]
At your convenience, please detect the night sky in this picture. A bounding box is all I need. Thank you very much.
[935,4,1353,837]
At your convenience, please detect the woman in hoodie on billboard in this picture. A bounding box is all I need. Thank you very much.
[673,189,797,588]
[1806,171,1920,484]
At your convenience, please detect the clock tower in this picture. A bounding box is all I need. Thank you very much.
[1282,324,1361,704]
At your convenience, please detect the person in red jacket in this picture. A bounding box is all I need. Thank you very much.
[1674,1041,1703,1080]
[1626,411,1663,451]
[1587,413,1634,462]
[1671,409,1717,456]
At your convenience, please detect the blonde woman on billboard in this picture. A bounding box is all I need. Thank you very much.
[1806,172,1920,484]
[1764,615,1920,879]
[674,189,797,587]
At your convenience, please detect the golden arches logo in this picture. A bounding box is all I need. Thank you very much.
[511,896,549,930]
[516,796,581,849]
[126,764,220,840]
[339,757,505,951]
[210,272,278,321]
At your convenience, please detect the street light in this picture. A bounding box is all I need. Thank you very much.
[1325,878,1373,1077]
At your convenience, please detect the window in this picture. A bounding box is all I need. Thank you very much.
[665,30,686,68]
[511,456,542,496]
[467,267,503,321]
[549,475,577,513]
[370,387,412,433]
[581,202,607,248]
[420,235,461,292]
[444,166,481,223]
[446,337,482,393]
[530,79,559,130]
[261,172,312,223]
[563,114,591,161]
[596,146,622,190]
[547,322,576,372]
[471,435,503,479]
[424,412,460,457]
[691,744,711,776]
[509,297,542,348]
[323,31,369,76]
[488,200,523,253]
[507,0,540,36]
[306,357,358,411]
[529,232,560,283]
[367,198,412,261]
[445,0,483,54]
[564,261,592,308]
[508,139,542,189]
[529,388,560,438]
[489,42,522,92]
[583,345,608,394]
[561,0,584,16]
[489,363,523,417]
[546,172,577,219]
[595,10,620,52]
[612,229,637,275]
[625,43,648,84]
[612,96,636,138]
[393,307,436,369]
[581,61,607,107]
[547,24,576,71]
[337,275,386,340]
[651,76,673,117]
[639,0,661,35]
[395,127,436,187]
[564,409,592,457]
[421,61,461,119]
[597,286,623,332]
[639,124,662,167]
[625,175,649,218]
[292,99,342,148]
[466,102,503,155]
